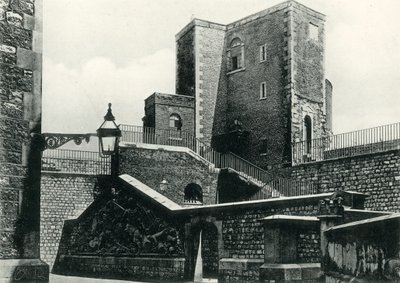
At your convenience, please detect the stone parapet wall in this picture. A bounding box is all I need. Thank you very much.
[119,145,219,205]
[286,150,400,212]
[56,255,185,281]
[40,172,96,267]
[219,204,320,262]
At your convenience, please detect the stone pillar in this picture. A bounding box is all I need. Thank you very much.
[0,0,48,281]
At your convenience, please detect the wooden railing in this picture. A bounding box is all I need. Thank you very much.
[120,124,316,199]
[292,122,400,165]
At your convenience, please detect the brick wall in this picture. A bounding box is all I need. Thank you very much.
[0,0,42,259]
[286,150,400,212]
[40,172,96,267]
[119,145,219,205]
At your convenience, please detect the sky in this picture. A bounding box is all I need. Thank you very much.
[43,0,400,135]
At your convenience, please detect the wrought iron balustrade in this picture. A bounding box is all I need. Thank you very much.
[292,122,400,165]
[42,149,111,175]
[119,124,316,199]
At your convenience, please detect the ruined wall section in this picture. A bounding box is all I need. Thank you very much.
[289,3,328,143]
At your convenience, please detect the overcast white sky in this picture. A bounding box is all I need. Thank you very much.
[43,0,400,135]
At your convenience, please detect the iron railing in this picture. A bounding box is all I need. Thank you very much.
[120,124,316,199]
[292,122,400,165]
[42,149,111,175]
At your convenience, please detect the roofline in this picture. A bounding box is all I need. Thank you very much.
[175,18,226,40]
[227,0,325,30]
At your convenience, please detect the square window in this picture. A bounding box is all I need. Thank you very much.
[260,82,267,99]
[309,23,319,40]
[260,44,267,62]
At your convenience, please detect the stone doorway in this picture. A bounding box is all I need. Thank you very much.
[187,219,221,281]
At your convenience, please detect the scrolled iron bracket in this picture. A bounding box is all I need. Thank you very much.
[42,133,96,149]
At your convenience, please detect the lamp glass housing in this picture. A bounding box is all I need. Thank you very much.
[97,104,121,156]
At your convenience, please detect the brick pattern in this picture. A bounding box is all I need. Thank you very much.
[40,173,95,267]
[287,150,400,212]
[119,146,219,205]
[0,0,41,259]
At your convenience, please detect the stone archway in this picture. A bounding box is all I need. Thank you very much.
[185,217,222,280]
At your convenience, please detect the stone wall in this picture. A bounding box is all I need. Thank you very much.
[216,200,322,282]
[0,0,43,260]
[119,144,219,205]
[176,25,195,97]
[290,2,328,144]
[286,150,400,212]
[324,214,400,282]
[195,23,225,145]
[40,172,96,267]
[223,6,290,169]
[150,92,195,135]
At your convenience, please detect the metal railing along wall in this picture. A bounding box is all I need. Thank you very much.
[119,124,316,198]
[292,122,400,165]
[42,149,111,175]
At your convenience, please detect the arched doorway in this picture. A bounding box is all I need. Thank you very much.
[184,183,203,204]
[304,115,312,155]
[186,219,220,280]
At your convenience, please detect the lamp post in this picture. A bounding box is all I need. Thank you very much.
[97,103,121,177]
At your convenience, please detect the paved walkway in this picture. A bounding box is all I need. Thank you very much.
[50,274,218,283]
[50,274,149,283]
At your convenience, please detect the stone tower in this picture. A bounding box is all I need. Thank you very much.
[0,0,48,280]
[144,0,332,169]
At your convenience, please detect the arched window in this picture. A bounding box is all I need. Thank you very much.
[229,37,244,71]
[169,114,182,131]
[184,183,203,204]
[304,115,312,154]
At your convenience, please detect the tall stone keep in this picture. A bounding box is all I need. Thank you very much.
[143,0,333,169]
[0,0,48,281]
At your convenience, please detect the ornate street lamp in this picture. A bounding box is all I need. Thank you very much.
[97,103,121,157]
[97,103,121,176]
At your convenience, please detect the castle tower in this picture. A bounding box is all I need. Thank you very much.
[144,0,332,169]
[212,1,332,168]
[175,19,226,145]
[0,0,48,280]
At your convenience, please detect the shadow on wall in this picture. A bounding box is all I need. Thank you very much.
[217,169,260,203]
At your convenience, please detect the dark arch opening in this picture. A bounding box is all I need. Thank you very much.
[184,183,203,204]
[304,115,312,154]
